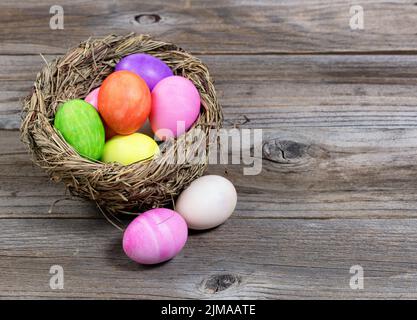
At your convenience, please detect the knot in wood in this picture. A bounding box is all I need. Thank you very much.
[134,14,161,25]
[263,139,309,164]
[200,274,241,294]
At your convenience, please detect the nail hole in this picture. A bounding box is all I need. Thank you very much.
[134,14,161,25]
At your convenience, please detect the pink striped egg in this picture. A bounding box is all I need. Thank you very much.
[122,208,188,264]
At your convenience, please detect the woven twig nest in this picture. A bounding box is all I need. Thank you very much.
[21,34,223,215]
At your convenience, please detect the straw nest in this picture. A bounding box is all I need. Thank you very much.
[20,33,223,216]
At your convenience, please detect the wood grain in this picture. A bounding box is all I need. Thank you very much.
[4,54,417,131]
[1,0,417,55]
[2,218,417,299]
[4,126,417,219]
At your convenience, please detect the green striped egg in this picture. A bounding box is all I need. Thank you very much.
[54,99,105,160]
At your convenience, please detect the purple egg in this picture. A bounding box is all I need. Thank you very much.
[115,53,173,91]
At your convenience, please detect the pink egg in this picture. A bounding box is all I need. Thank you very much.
[84,87,100,109]
[150,76,201,140]
[122,208,188,264]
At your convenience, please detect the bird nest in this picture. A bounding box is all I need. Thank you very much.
[21,33,222,215]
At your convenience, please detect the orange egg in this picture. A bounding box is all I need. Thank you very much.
[98,71,151,135]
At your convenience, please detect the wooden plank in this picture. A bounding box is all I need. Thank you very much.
[4,125,417,219]
[1,0,417,54]
[1,218,417,299]
[4,54,417,130]
[215,127,417,219]
[212,54,417,129]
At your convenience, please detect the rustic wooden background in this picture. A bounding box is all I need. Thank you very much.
[2,0,417,299]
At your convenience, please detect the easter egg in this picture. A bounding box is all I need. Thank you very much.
[123,208,188,264]
[150,76,201,140]
[54,99,105,160]
[101,133,159,165]
[98,70,151,135]
[84,87,100,109]
[176,175,237,230]
[115,53,173,91]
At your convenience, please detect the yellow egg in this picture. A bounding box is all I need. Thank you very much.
[101,133,159,165]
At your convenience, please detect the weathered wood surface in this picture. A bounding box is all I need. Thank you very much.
[6,126,417,219]
[2,218,417,299]
[2,0,417,54]
[5,54,417,130]
[2,0,417,299]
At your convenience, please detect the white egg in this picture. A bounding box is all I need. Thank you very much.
[175,175,237,230]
